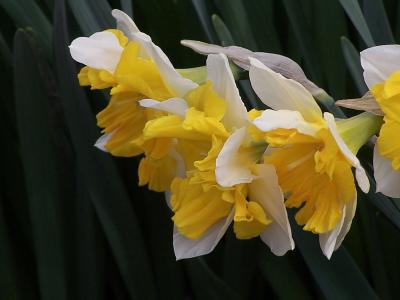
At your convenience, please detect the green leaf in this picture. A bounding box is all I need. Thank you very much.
[292,218,379,300]
[53,1,157,298]
[281,0,323,84]
[191,0,218,43]
[340,36,368,95]
[185,258,241,300]
[213,0,258,50]
[0,74,38,299]
[73,173,107,300]
[0,99,39,300]
[13,29,68,300]
[258,249,314,300]
[0,32,12,65]
[395,3,400,41]
[139,188,185,300]
[221,233,258,298]
[0,196,37,300]
[313,0,348,99]
[120,0,134,18]
[68,0,113,36]
[43,0,55,11]
[211,14,234,46]
[363,170,400,231]
[338,0,375,47]
[362,0,394,45]
[358,195,392,299]
[241,0,282,53]
[0,0,52,57]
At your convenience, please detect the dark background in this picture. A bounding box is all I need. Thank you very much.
[0,0,399,299]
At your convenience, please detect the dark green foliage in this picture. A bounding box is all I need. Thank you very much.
[0,0,399,299]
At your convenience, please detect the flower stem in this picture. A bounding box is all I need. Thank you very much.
[314,90,346,118]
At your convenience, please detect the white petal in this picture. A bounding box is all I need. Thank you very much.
[319,192,357,259]
[69,31,123,73]
[133,33,198,97]
[249,57,322,123]
[373,144,400,198]
[164,191,172,209]
[249,164,294,256]
[94,133,112,152]
[139,98,188,117]
[216,127,255,187]
[181,40,325,98]
[333,195,357,251]
[324,113,370,193]
[111,9,140,37]
[360,45,400,89]
[173,210,233,260]
[319,206,345,259]
[206,54,249,130]
[253,109,318,136]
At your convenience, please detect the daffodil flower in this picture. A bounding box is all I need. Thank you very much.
[215,124,295,257]
[141,53,294,259]
[249,58,381,258]
[360,45,400,198]
[69,9,197,191]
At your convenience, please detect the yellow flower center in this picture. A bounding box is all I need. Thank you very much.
[172,133,270,240]
[264,128,355,233]
[372,71,400,170]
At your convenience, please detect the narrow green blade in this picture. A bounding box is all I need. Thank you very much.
[185,258,241,300]
[0,32,12,66]
[120,0,134,18]
[68,0,113,35]
[0,83,38,299]
[341,37,368,95]
[221,233,258,298]
[14,29,68,300]
[0,0,52,57]
[140,188,185,300]
[364,170,400,231]
[54,1,157,298]
[362,0,394,44]
[338,0,375,47]
[73,173,107,300]
[313,0,348,99]
[191,0,218,43]
[281,0,323,84]
[293,219,379,300]
[258,249,314,300]
[243,0,282,53]
[358,195,392,299]
[0,196,36,300]
[211,14,234,46]
[214,0,258,50]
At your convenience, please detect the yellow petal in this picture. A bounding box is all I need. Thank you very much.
[96,93,149,157]
[78,66,116,89]
[106,29,128,46]
[113,41,174,99]
[138,155,177,192]
[377,118,400,170]
[186,80,226,120]
[234,193,271,239]
[171,178,232,239]
[182,108,229,138]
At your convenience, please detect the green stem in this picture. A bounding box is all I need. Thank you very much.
[177,66,207,85]
[314,90,346,118]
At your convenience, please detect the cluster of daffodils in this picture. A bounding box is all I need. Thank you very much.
[70,10,388,260]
